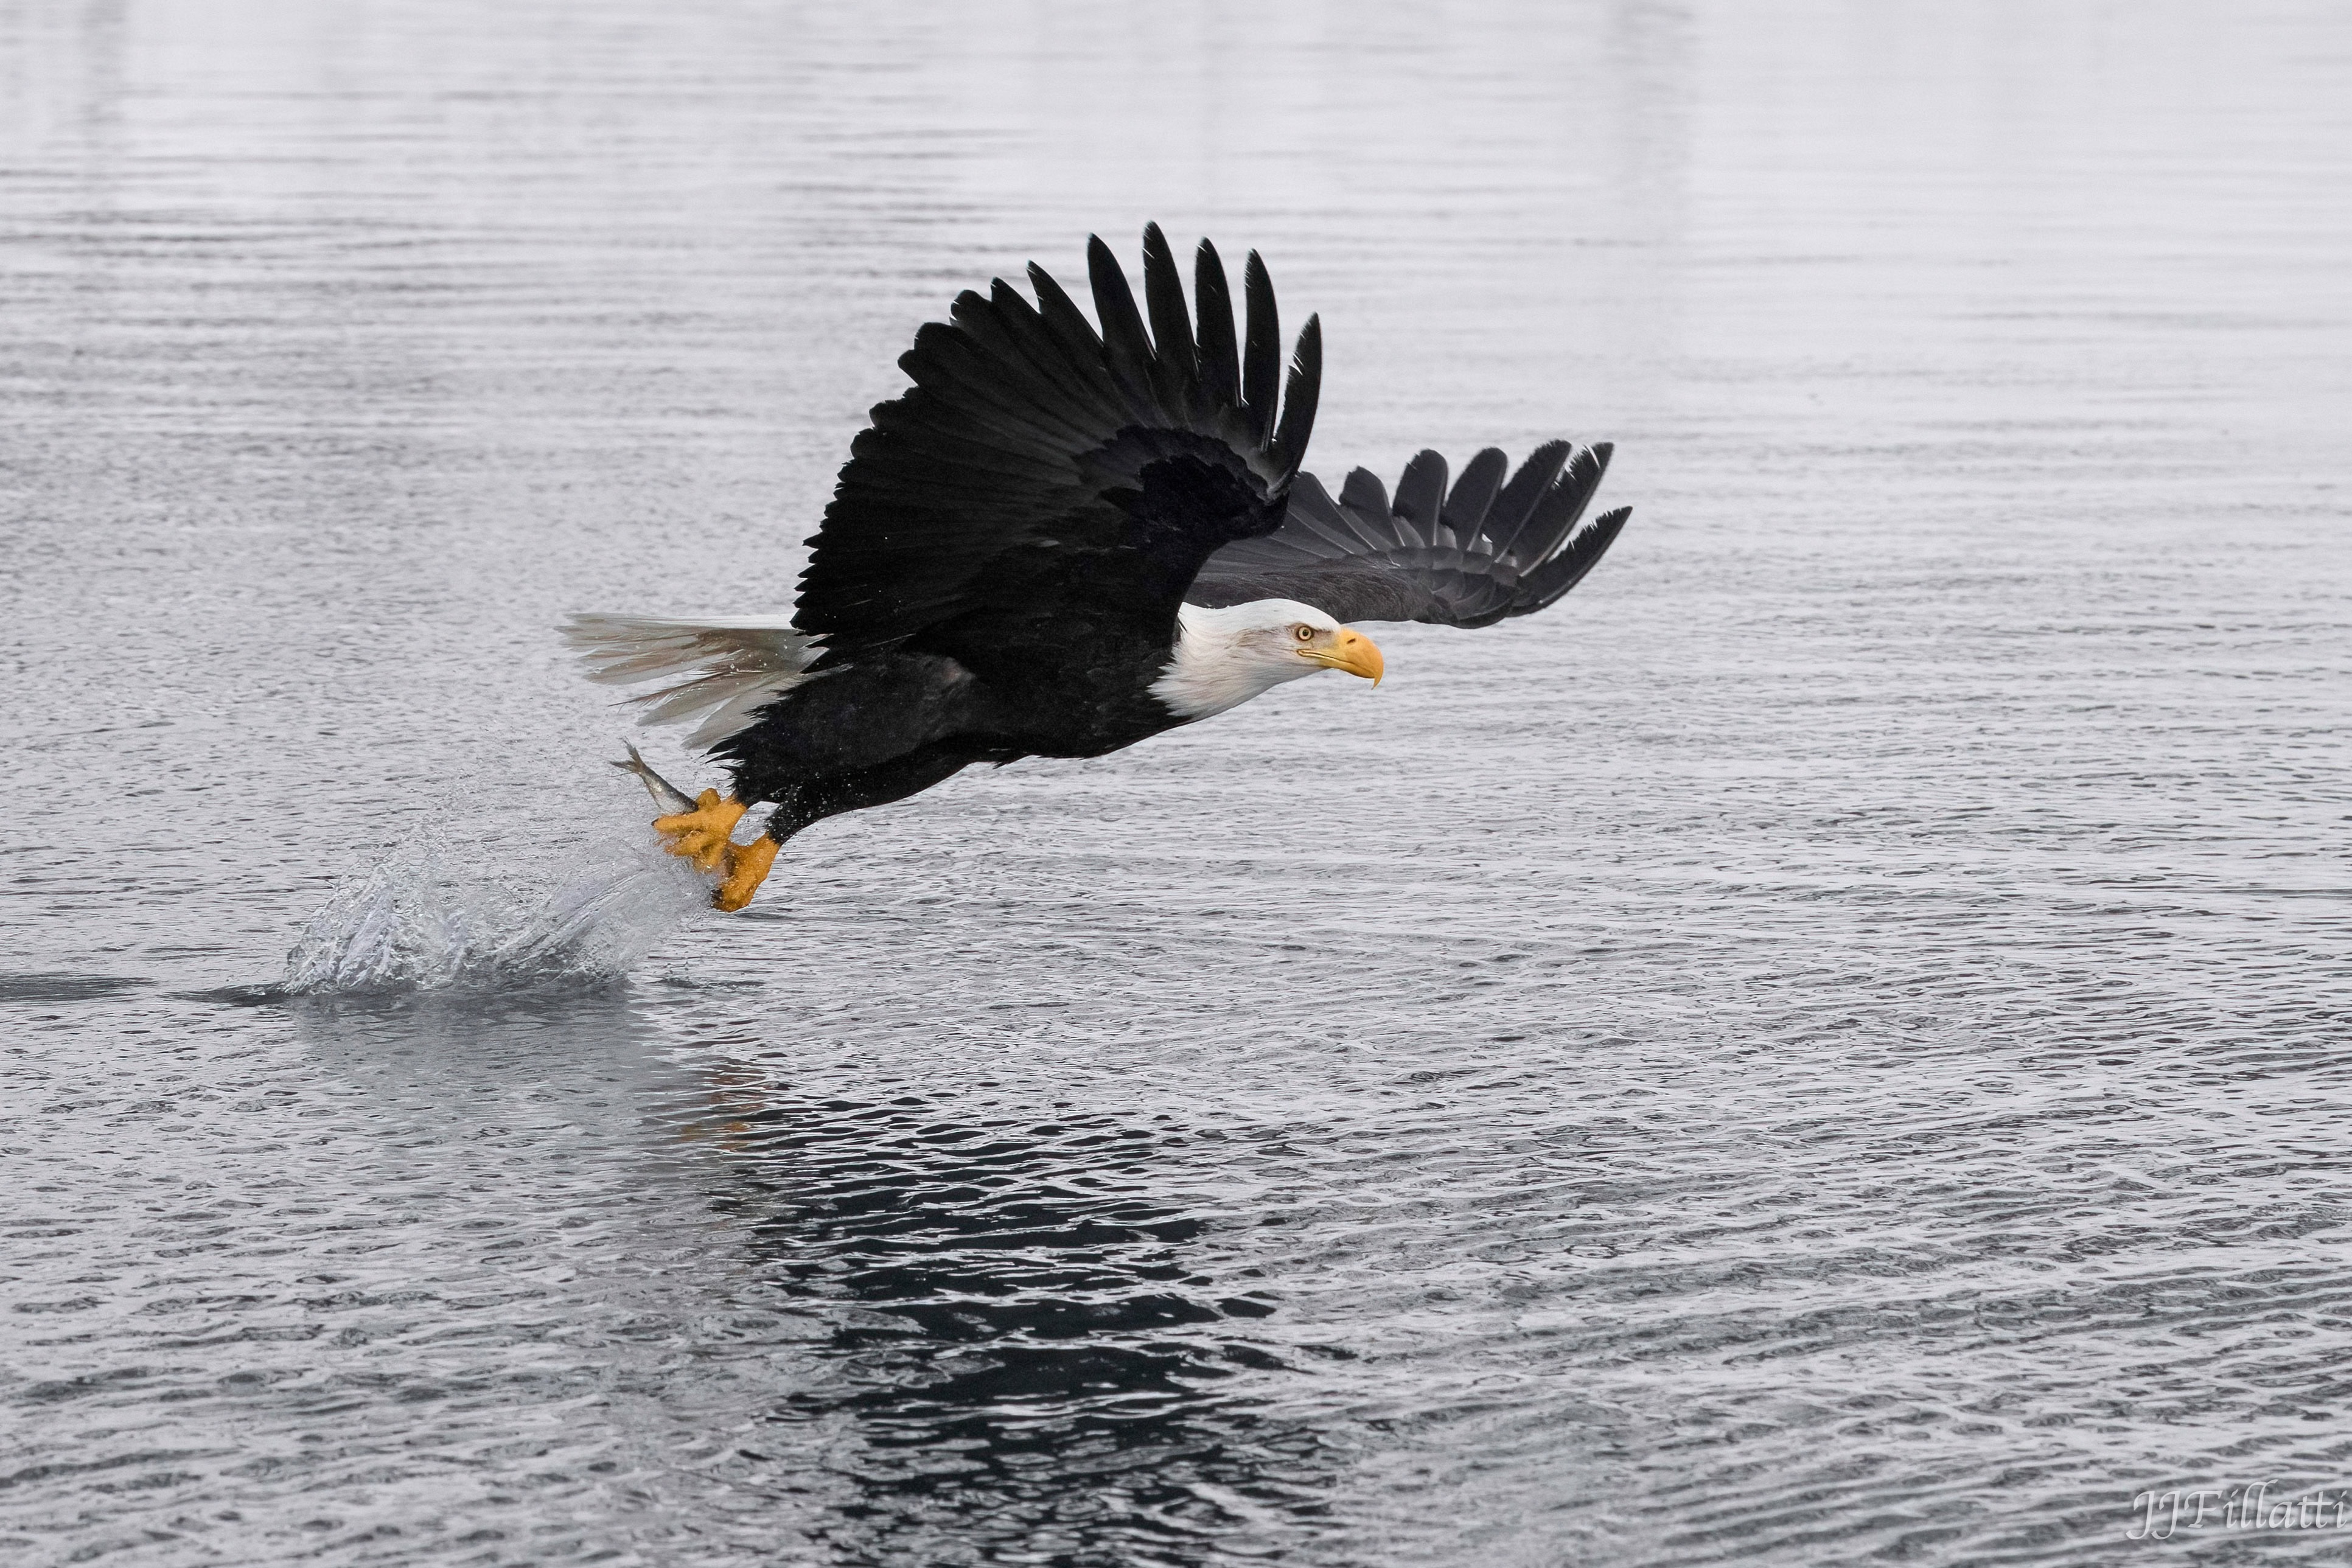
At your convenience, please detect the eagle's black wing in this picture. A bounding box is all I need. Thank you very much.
[792,226,1320,677]
[1187,443,1630,627]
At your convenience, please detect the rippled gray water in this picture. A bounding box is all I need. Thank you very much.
[6,2,2351,1563]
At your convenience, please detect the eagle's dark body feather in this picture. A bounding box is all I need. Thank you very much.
[566,227,1631,883]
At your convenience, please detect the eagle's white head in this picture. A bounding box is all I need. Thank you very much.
[1151,598,1386,721]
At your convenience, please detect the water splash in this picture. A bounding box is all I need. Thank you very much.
[281,820,711,994]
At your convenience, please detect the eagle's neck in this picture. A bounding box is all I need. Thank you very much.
[1150,601,1322,721]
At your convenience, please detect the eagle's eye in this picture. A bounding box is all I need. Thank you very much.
[1294,624,1316,643]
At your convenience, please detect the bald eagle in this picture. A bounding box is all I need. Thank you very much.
[564,228,1630,910]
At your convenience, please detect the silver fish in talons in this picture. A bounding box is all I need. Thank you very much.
[610,740,697,816]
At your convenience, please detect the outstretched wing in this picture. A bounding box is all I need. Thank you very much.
[792,226,1321,677]
[1187,442,1630,627]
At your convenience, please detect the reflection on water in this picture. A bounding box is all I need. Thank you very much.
[274,994,1331,1563]
[698,1073,1325,1564]
[287,984,660,1093]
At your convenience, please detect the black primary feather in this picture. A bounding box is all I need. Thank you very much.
[1188,442,1630,628]
[1392,449,1449,538]
[1440,447,1509,541]
[1240,251,1281,449]
[1087,235,1162,425]
[1482,441,1572,558]
[1266,316,1322,479]
[1140,223,1199,418]
[1192,240,1240,413]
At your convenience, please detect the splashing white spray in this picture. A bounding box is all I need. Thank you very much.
[281,812,713,994]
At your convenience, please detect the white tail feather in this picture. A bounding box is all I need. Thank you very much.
[560,613,821,749]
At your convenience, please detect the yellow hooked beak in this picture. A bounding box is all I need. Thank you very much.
[1305,626,1384,686]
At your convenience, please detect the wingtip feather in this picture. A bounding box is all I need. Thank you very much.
[1139,221,1199,414]
[1193,238,1240,409]
[1241,250,1279,448]
[1267,313,1321,479]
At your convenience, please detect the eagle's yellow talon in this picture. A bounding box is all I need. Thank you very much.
[654,789,749,874]
[651,789,777,910]
[713,837,779,912]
